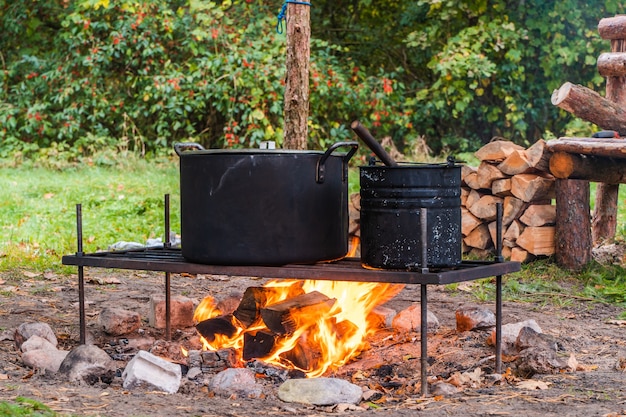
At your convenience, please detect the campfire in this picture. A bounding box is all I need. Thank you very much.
[193,279,404,377]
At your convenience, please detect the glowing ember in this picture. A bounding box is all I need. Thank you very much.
[194,279,403,377]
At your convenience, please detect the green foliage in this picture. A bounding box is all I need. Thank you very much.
[0,0,411,159]
[312,0,623,153]
[1,0,625,158]
[0,397,58,417]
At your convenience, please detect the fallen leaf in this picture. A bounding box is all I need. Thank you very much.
[0,373,9,380]
[44,272,57,280]
[607,320,626,326]
[23,271,41,278]
[577,363,599,372]
[43,193,55,199]
[86,276,122,285]
[516,379,550,390]
[567,353,579,371]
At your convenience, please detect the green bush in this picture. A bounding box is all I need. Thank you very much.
[1,0,621,160]
[0,0,413,161]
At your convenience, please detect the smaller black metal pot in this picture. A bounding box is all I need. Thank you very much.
[360,160,462,270]
[175,142,358,266]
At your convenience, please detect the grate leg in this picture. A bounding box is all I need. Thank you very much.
[420,283,428,396]
[164,194,171,341]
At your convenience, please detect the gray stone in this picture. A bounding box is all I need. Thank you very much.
[14,322,57,350]
[391,304,439,332]
[455,306,496,331]
[122,350,182,394]
[430,381,460,396]
[21,348,68,373]
[186,367,203,380]
[98,308,142,336]
[209,368,262,398]
[516,326,559,352]
[487,319,542,353]
[515,347,569,378]
[148,295,194,329]
[59,344,117,385]
[278,377,362,406]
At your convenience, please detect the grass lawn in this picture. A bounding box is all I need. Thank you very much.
[0,160,180,272]
[0,158,625,316]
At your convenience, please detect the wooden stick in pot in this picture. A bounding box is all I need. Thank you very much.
[350,121,399,167]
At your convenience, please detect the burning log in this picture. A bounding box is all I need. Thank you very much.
[279,334,323,371]
[195,315,237,343]
[243,330,277,361]
[234,284,304,327]
[260,291,336,335]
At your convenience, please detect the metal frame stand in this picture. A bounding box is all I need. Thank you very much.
[74,194,175,342]
[417,202,505,395]
[68,198,516,397]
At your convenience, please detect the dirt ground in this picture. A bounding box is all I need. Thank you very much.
[1,267,625,417]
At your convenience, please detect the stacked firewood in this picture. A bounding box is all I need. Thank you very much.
[462,139,556,262]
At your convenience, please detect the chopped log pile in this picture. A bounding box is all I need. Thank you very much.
[462,139,555,263]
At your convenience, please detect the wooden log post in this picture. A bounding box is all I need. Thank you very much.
[283,1,311,150]
[555,179,592,271]
[593,16,626,245]
[549,16,626,268]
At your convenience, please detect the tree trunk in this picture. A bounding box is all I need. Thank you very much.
[283,3,311,150]
[555,179,591,271]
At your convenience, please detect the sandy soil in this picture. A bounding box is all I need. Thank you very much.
[1,268,625,417]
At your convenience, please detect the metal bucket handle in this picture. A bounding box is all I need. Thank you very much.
[316,141,358,183]
[174,142,205,156]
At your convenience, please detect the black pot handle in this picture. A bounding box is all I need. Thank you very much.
[174,142,205,156]
[316,141,359,183]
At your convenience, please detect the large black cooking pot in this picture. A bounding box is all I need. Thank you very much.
[174,141,358,266]
[359,159,462,270]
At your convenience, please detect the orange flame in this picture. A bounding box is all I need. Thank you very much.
[194,279,403,377]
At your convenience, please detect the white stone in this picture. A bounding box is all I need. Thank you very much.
[278,377,362,405]
[122,350,182,394]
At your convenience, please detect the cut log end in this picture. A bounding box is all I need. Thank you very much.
[549,152,576,179]
[551,82,572,106]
